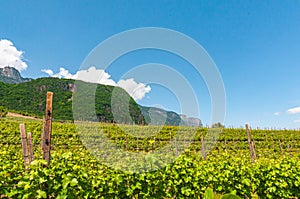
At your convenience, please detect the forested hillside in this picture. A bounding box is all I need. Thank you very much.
[0,78,145,123]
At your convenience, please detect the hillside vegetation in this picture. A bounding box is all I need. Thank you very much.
[0,78,145,123]
[1,120,300,198]
[0,77,201,126]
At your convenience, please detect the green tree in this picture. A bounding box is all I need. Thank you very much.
[211,122,225,128]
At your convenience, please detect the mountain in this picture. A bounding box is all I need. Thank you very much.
[0,78,145,123]
[0,66,31,84]
[140,106,202,126]
[140,106,181,126]
[0,76,202,126]
[179,114,202,127]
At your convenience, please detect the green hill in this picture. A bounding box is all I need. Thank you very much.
[0,77,202,126]
[0,78,145,123]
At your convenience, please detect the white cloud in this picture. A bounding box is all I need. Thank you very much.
[41,66,151,100]
[52,68,76,79]
[41,69,54,76]
[0,39,28,72]
[117,78,151,101]
[74,67,116,86]
[287,106,300,114]
[274,112,280,116]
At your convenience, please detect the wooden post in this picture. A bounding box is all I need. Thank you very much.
[41,116,45,150]
[279,140,283,154]
[174,138,178,156]
[250,128,256,159]
[20,124,30,170]
[126,134,128,150]
[233,138,236,150]
[246,124,255,163]
[201,134,206,160]
[43,92,53,166]
[288,143,291,155]
[251,140,256,159]
[246,124,252,161]
[27,132,34,163]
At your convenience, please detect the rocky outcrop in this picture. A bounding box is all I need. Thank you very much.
[140,106,202,127]
[180,114,203,127]
[0,66,31,84]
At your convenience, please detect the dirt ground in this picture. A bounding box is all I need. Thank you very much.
[7,112,40,120]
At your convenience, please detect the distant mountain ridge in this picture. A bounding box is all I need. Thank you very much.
[0,66,31,84]
[0,67,202,126]
[140,106,202,127]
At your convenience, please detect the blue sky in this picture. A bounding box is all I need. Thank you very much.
[1,0,300,128]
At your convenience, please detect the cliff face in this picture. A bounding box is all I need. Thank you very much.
[180,114,203,127]
[140,106,202,127]
[0,66,31,84]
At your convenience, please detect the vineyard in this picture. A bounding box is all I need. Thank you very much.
[1,118,300,198]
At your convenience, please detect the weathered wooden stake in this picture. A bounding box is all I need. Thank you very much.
[279,140,283,154]
[43,92,53,166]
[201,134,206,160]
[251,140,256,159]
[27,132,34,163]
[174,138,178,156]
[246,124,255,163]
[126,134,128,150]
[233,138,236,150]
[41,116,45,150]
[20,124,30,170]
[288,143,291,155]
[250,128,256,160]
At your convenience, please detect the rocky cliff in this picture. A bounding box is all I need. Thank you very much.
[0,66,31,84]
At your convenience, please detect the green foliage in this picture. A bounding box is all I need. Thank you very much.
[204,188,214,199]
[0,77,197,126]
[221,194,242,199]
[203,187,242,199]
[0,105,7,118]
[0,78,145,124]
[0,120,300,198]
[211,122,225,128]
